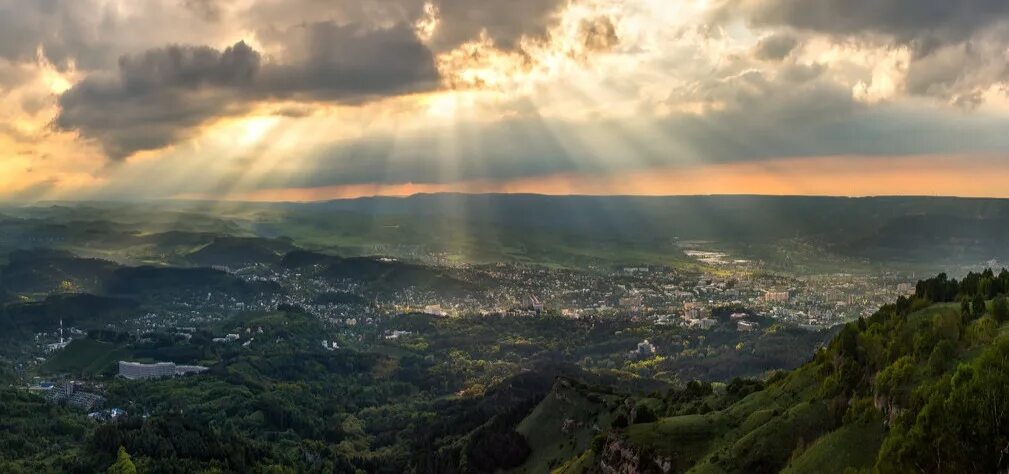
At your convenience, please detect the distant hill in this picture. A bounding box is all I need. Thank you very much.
[1,293,139,334]
[282,250,475,296]
[0,249,119,294]
[837,213,1009,263]
[186,236,296,267]
[105,266,281,297]
[14,194,1009,270]
[0,248,281,299]
[294,194,1009,269]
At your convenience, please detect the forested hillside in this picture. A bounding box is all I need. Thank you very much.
[556,270,1009,473]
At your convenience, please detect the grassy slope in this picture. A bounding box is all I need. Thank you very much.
[629,413,729,470]
[42,338,129,375]
[780,422,884,474]
[512,380,622,473]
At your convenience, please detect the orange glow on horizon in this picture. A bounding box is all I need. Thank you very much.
[196,154,1009,202]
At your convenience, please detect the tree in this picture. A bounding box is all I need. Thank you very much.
[927,340,955,375]
[876,338,1009,473]
[972,294,986,320]
[107,446,136,474]
[961,299,972,324]
[633,404,657,424]
[992,295,1009,324]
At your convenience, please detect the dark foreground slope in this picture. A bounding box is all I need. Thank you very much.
[555,270,1009,473]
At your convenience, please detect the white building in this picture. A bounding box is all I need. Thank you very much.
[119,361,208,379]
[690,318,717,330]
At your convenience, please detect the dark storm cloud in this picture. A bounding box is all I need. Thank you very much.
[258,21,440,99]
[724,0,1009,49]
[753,33,798,61]
[243,0,569,52]
[55,23,439,159]
[428,0,568,51]
[55,41,264,159]
[12,0,570,161]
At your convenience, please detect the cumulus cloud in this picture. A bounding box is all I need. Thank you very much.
[12,0,575,160]
[717,0,1009,106]
[55,23,439,158]
[0,0,105,68]
[8,0,1009,200]
[0,0,236,71]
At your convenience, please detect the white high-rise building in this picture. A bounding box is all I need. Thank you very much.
[119,361,177,379]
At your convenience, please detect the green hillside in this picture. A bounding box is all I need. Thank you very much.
[557,270,1009,473]
[42,338,129,376]
[511,378,624,473]
[780,422,884,474]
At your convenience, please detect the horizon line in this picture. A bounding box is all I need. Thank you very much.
[9,191,1009,206]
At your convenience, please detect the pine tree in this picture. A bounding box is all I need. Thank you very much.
[107,447,136,474]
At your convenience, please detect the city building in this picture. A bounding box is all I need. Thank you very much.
[764,291,790,303]
[118,361,208,379]
[683,307,703,320]
[176,365,210,376]
[737,320,758,332]
[629,339,657,359]
[527,295,544,313]
[68,391,106,411]
[692,318,717,330]
[619,295,644,309]
[46,381,105,411]
[422,304,447,317]
[46,381,76,404]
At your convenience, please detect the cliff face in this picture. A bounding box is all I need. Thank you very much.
[597,435,674,474]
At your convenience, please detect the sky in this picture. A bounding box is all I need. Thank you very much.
[3,0,1009,201]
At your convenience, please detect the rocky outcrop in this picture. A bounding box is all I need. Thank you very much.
[597,435,674,474]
